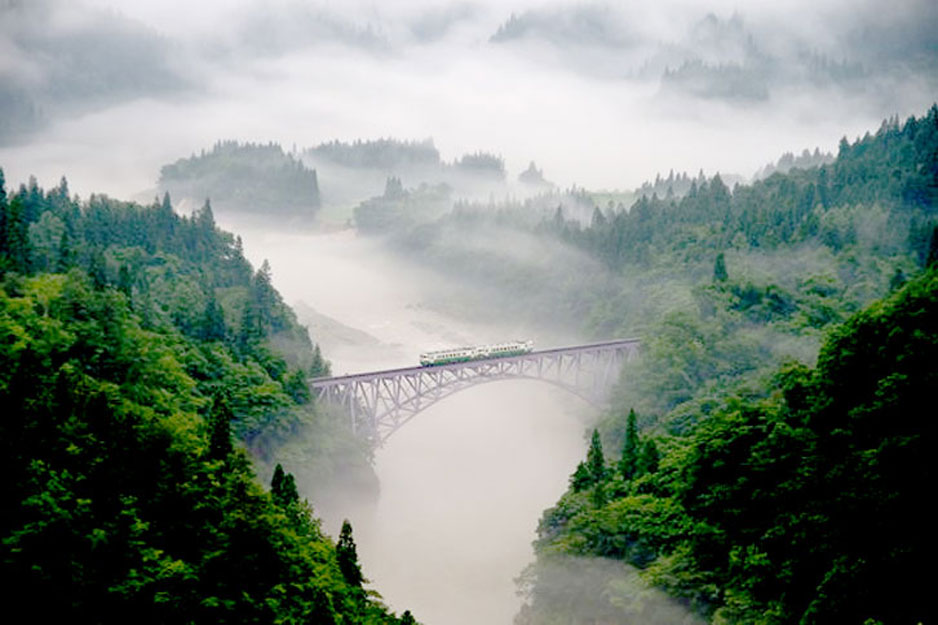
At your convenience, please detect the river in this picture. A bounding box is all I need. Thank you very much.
[232,225,591,625]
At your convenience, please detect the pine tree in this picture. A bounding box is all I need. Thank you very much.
[336,520,364,588]
[88,247,107,289]
[590,481,607,508]
[117,264,133,297]
[621,408,639,480]
[586,429,606,484]
[637,438,660,475]
[570,461,592,491]
[271,463,285,498]
[271,463,300,507]
[309,344,331,377]
[927,225,938,268]
[284,369,311,404]
[714,252,728,282]
[208,393,234,460]
[4,196,31,273]
[201,292,227,341]
[56,229,74,272]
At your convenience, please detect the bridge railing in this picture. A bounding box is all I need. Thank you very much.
[308,338,641,443]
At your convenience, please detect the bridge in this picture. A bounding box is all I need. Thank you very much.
[309,339,640,444]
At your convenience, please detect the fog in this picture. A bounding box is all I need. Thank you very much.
[3,0,935,201]
[228,223,590,624]
[2,1,936,623]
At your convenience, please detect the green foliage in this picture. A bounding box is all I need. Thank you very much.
[620,408,639,480]
[712,252,728,282]
[354,181,451,234]
[586,429,606,485]
[158,140,320,218]
[336,520,365,589]
[0,175,403,623]
[526,268,938,624]
[207,392,234,461]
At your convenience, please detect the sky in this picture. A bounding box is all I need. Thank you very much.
[1,0,936,199]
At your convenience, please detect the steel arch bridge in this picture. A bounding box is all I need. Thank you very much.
[309,339,640,444]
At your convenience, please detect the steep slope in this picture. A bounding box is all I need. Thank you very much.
[0,173,410,623]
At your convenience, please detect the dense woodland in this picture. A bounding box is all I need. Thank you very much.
[348,107,937,623]
[0,176,414,623]
[512,109,938,623]
[159,141,321,219]
[2,98,935,623]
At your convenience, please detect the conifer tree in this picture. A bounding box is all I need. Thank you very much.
[927,225,938,268]
[637,438,659,475]
[310,344,331,377]
[621,408,639,480]
[284,369,311,404]
[586,429,606,484]
[56,229,74,272]
[201,292,227,341]
[208,393,234,461]
[336,520,364,588]
[570,461,592,491]
[590,480,607,508]
[4,196,31,273]
[714,252,728,282]
[117,264,133,297]
[271,463,300,507]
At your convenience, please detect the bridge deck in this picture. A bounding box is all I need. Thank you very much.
[309,338,641,387]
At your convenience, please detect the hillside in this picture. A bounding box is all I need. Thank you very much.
[0,174,413,623]
[158,141,321,221]
[511,109,938,623]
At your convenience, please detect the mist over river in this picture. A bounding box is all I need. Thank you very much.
[229,223,592,625]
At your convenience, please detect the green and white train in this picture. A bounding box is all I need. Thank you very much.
[419,340,534,367]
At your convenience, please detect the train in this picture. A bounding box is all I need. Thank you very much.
[419,340,534,367]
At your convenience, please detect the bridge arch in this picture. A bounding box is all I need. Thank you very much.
[310,339,640,445]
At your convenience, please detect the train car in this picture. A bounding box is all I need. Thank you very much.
[419,340,534,366]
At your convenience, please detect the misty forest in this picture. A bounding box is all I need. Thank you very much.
[1,1,937,624]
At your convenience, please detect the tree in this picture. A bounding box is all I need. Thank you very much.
[270,463,300,507]
[208,393,234,460]
[926,225,938,268]
[336,520,364,588]
[284,369,311,404]
[620,408,639,480]
[637,438,659,475]
[587,429,606,484]
[570,461,592,492]
[400,610,417,625]
[309,344,331,378]
[201,292,226,341]
[713,252,728,282]
[3,196,31,273]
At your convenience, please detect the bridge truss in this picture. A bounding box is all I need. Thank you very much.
[310,339,640,444]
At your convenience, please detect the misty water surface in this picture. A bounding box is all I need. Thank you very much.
[231,224,591,625]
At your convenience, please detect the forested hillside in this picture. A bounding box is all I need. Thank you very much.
[519,263,936,625]
[513,109,938,623]
[0,174,413,623]
[339,106,938,623]
[159,141,321,220]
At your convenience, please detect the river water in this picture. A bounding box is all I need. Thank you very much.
[233,225,591,625]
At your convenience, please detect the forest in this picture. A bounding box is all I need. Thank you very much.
[510,109,938,623]
[0,175,416,623]
[2,95,936,625]
[158,141,321,220]
[344,106,937,624]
